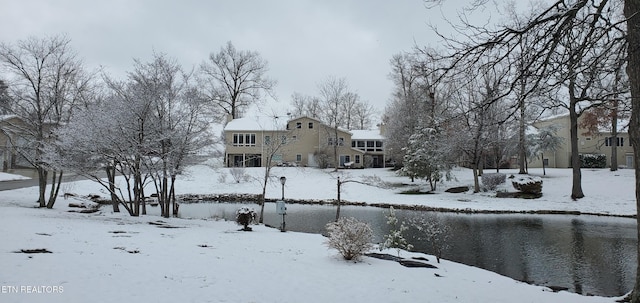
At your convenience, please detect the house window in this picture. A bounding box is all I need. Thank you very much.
[375,141,383,151]
[338,137,344,146]
[264,135,271,145]
[355,155,361,164]
[296,122,302,129]
[296,154,302,162]
[605,137,624,146]
[328,137,334,146]
[292,135,297,141]
[281,135,287,144]
[233,133,256,146]
[366,141,374,151]
[357,141,365,148]
[308,122,314,129]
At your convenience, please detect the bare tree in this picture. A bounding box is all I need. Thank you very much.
[352,99,376,129]
[256,114,297,223]
[625,1,640,301]
[199,41,276,120]
[318,76,349,170]
[0,35,92,208]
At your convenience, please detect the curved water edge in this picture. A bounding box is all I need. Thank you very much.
[177,193,637,219]
[169,199,637,298]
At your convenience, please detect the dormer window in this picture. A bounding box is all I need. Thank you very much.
[308,122,314,129]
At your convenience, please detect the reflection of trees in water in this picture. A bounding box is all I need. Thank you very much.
[570,219,586,294]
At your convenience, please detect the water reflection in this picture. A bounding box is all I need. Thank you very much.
[174,202,637,297]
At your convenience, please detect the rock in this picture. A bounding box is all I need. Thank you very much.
[398,259,438,268]
[512,176,543,194]
[445,186,469,193]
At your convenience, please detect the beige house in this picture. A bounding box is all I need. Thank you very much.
[223,116,386,168]
[0,115,25,171]
[530,114,633,169]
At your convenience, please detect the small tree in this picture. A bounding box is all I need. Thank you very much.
[527,124,562,176]
[380,206,413,256]
[409,214,450,264]
[325,217,373,261]
[400,127,453,191]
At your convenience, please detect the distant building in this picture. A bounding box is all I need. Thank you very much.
[223,115,386,168]
[0,115,24,171]
[529,114,633,169]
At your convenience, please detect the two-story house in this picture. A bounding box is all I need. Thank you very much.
[529,113,633,169]
[223,115,386,168]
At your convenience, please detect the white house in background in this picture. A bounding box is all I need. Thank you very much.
[223,115,387,168]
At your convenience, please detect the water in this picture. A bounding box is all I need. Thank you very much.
[174,202,637,297]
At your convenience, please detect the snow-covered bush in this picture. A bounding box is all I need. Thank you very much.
[325,217,373,261]
[235,207,256,231]
[481,173,506,190]
[380,206,413,256]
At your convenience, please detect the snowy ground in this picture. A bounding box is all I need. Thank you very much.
[0,164,635,303]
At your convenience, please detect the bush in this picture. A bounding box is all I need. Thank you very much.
[380,206,413,256]
[325,217,373,261]
[481,173,506,190]
[235,207,256,231]
[580,154,606,168]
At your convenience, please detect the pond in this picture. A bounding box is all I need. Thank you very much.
[171,201,637,297]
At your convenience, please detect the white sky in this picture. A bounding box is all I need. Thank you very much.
[0,0,494,119]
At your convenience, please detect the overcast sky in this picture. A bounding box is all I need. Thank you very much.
[1,0,486,121]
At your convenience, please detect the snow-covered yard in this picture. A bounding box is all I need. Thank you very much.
[0,164,635,303]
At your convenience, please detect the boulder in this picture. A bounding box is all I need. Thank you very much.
[445,186,469,193]
[511,176,543,194]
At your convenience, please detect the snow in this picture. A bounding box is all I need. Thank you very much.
[224,116,287,131]
[0,172,30,181]
[351,129,384,140]
[0,164,634,303]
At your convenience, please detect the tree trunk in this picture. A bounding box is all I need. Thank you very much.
[106,165,120,212]
[541,152,546,176]
[623,2,640,301]
[259,166,270,223]
[569,83,584,200]
[611,98,619,171]
[518,80,527,174]
[37,167,47,207]
[335,177,341,222]
[46,171,63,209]
[171,175,178,216]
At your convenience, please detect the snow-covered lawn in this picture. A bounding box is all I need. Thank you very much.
[0,171,30,182]
[0,164,634,303]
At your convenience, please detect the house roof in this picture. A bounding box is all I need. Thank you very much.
[351,129,383,140]
[224,116,287,131]
[0,114,18,122]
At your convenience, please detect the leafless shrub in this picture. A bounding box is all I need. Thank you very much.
[325,217,373,261]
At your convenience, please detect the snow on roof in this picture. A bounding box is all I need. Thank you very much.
[0,114,18,122]
[224,116,287,131]
[351,129,384,140]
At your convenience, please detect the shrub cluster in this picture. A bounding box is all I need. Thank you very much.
[235,207,256,231]
[325,217,373,261]
[580,154,606,168]
[481,173,506,190]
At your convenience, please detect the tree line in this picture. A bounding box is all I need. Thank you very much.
[0,36,279,216]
